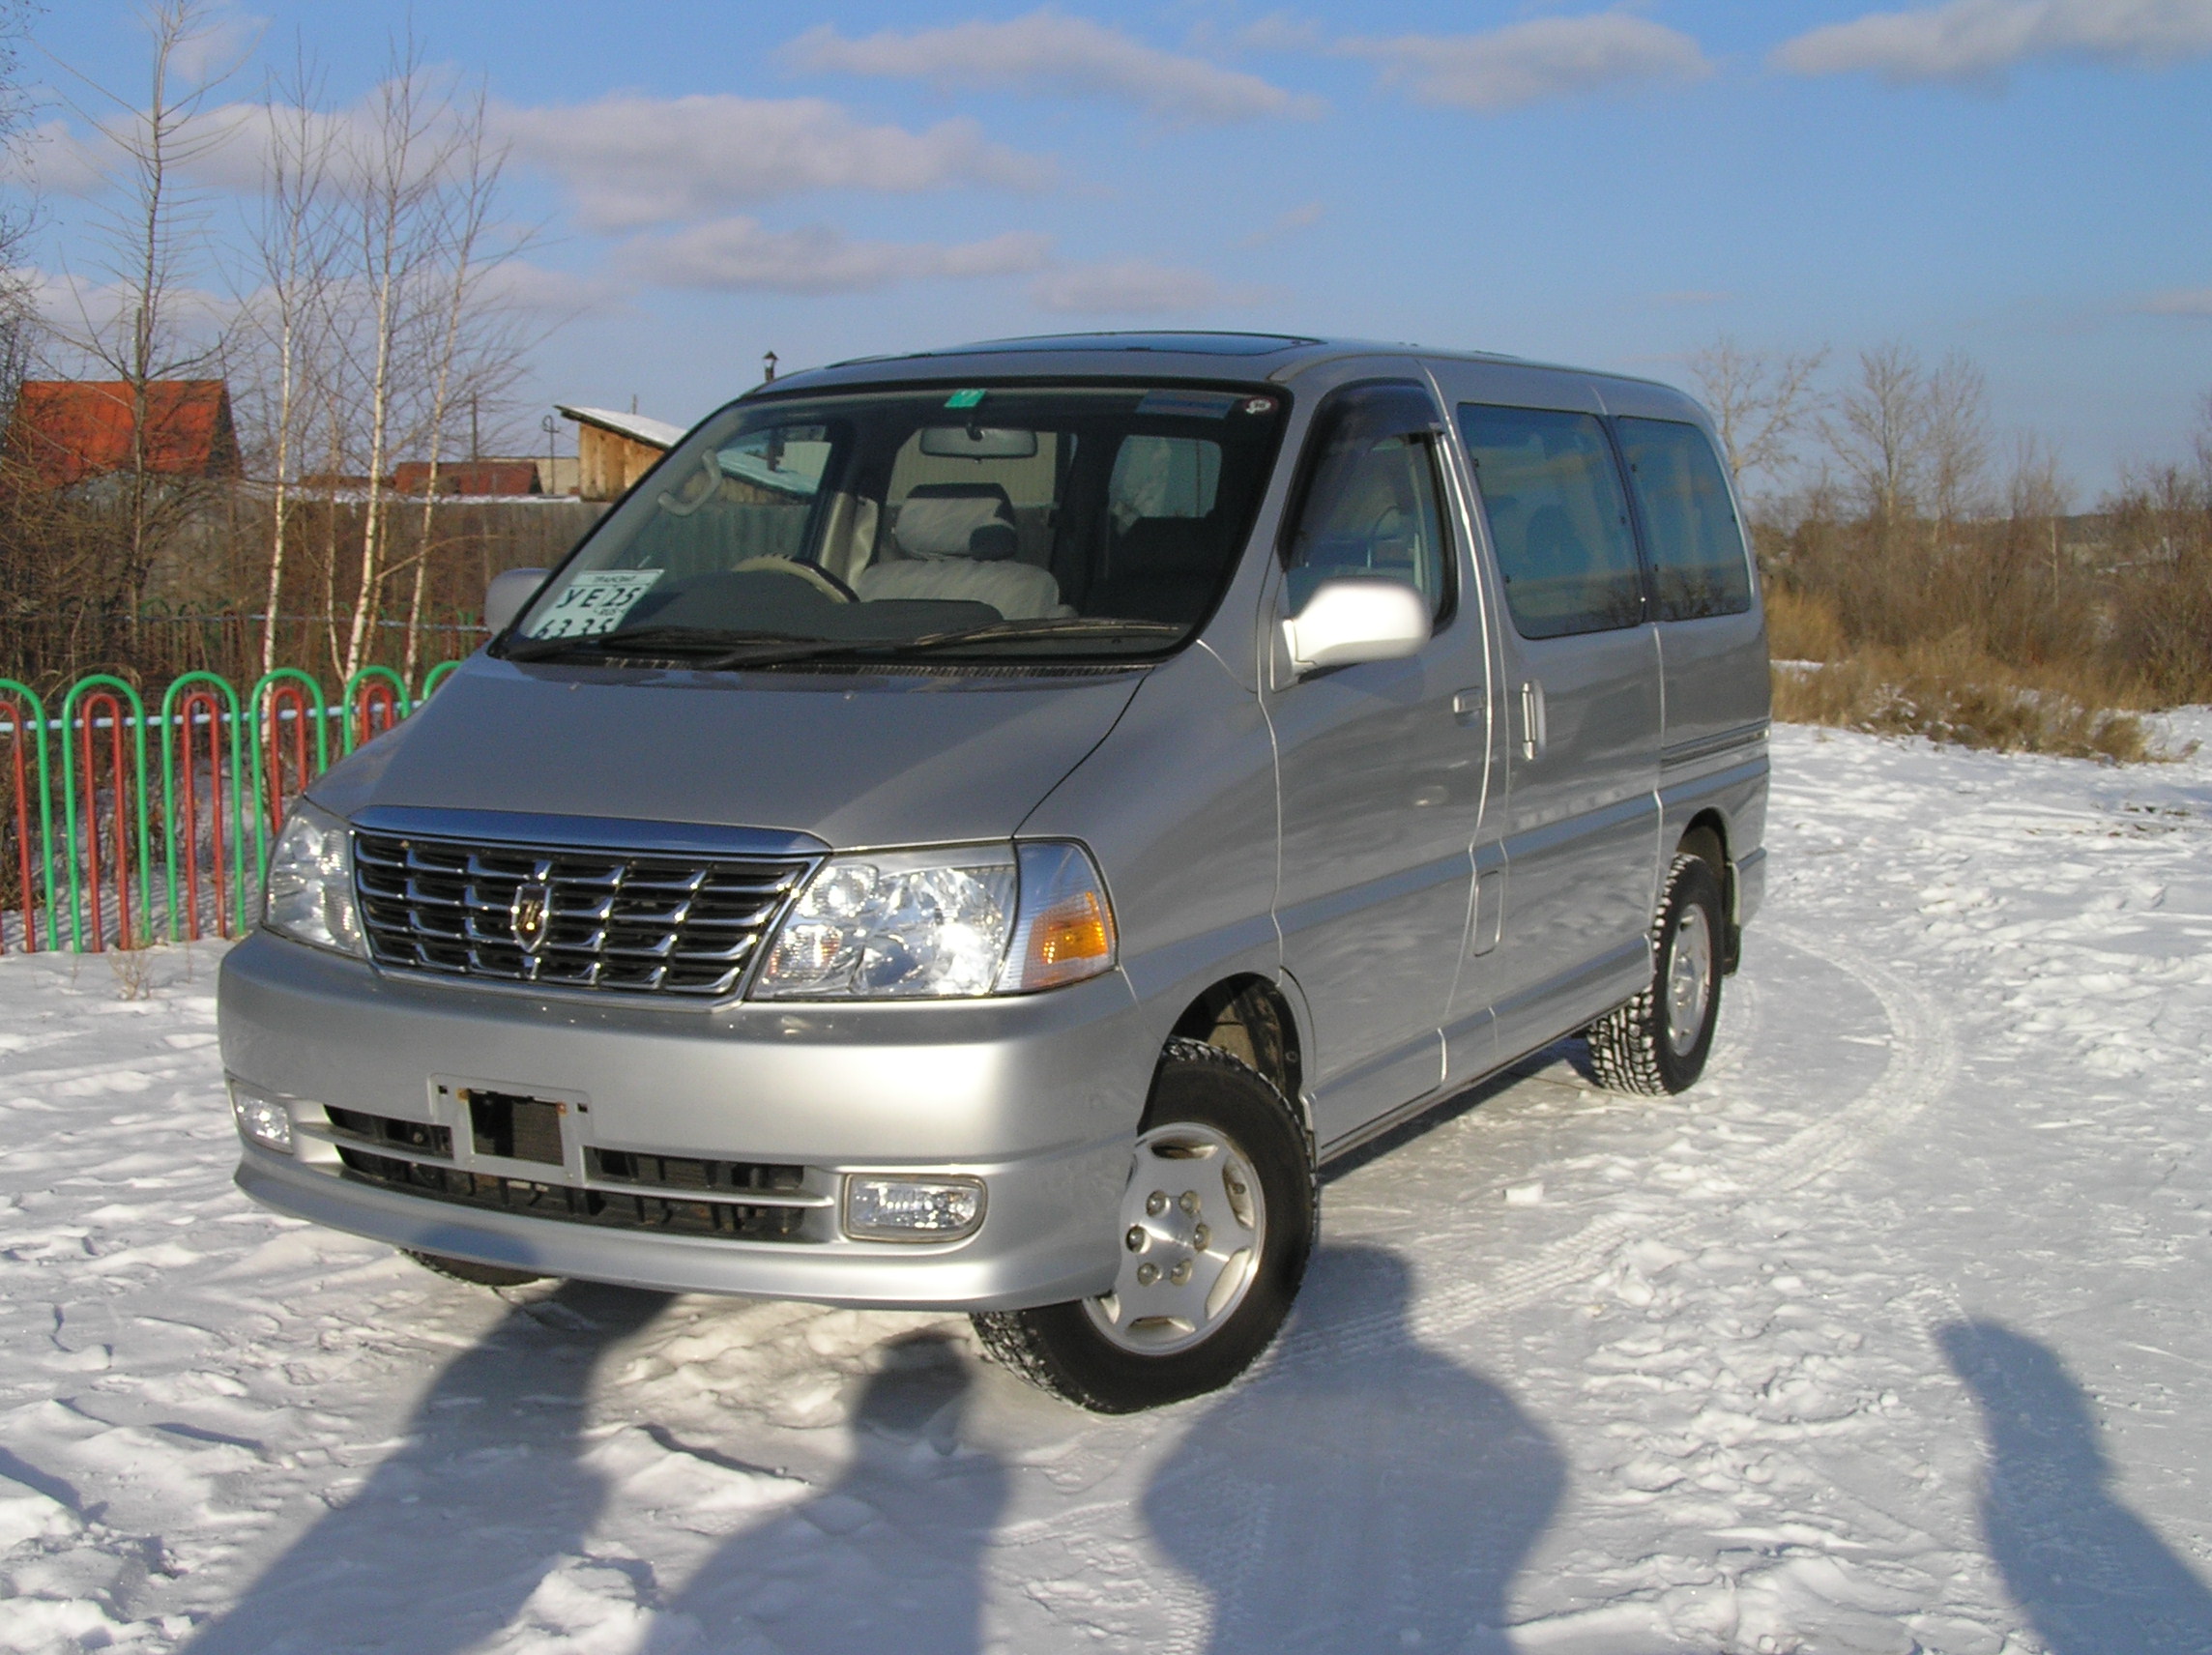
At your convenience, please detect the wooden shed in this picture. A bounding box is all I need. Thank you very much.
[558,405,684,502]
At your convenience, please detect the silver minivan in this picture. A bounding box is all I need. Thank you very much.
[218,332,1768,1411]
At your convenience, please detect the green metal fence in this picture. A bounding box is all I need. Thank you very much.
[0,663,466,953]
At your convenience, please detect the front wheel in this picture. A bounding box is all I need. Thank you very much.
[1584,855,1725,1096]
[973,1039,1316,1412]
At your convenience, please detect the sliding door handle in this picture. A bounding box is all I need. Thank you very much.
[1451,686,1486,724]
[1518,681,1547,759]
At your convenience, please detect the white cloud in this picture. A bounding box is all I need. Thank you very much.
[613,218,1053,295]
[475,261,624,317]
[23,119,113,195]
[494,94,1052,233]
[1237,200,1325,247]
[786,11,1324,123]
[2142,286,2212,315]
[1773,0,2212,82]
[1341,13,1713,111]
[1031,260,1229,314]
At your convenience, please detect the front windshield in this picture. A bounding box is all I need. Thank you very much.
[509,383,1289,663]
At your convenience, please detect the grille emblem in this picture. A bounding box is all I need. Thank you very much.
[510,883,552,953]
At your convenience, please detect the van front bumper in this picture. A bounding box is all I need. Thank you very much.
[218,930,1156,1310]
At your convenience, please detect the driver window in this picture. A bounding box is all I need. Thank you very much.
[1281,386,1452,621]
[631,422,831,579]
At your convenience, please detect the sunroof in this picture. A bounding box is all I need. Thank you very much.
[914,332,1323,359]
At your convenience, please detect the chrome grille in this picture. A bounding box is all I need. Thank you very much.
[354,830,814,998]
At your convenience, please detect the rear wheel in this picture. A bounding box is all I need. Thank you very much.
[973,1038,1316,1412]
[405,1250,548,1289]
[1585,855,1725,1096]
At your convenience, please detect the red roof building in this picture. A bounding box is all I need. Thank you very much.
[392,459,541,497]
[3,380,244,490]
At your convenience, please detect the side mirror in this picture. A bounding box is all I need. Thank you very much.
[1279,577,1431,677]
[483,566,549,635]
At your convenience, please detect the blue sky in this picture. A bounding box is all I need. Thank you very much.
[16,0,2212,495]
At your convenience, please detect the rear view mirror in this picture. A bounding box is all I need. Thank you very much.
[1279,577,1431,677]
[919,426,1039,459]
[483,566,549,635]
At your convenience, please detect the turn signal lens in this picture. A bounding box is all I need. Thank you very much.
[999,843,1119,993]
[230,1086,295,1154]
[844,1176,986,1242]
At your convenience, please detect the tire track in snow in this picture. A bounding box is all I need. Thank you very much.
[1289,925,1959,1360]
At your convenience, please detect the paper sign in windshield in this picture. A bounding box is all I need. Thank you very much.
[527,569,662,638]
[1135,389,1237,420]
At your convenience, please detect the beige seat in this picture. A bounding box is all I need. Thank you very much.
[856,483,1071,620]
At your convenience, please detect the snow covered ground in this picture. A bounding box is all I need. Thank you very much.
[5,718,2212,1655]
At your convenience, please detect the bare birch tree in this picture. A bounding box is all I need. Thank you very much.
[399,88,521,683]
[52,0,247,626]
[247,45,338,675]
[336,38,463,680]
[1685,335,1827,490]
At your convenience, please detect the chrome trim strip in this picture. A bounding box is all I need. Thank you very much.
[1661,720,1769,769]
[349,805,829,858]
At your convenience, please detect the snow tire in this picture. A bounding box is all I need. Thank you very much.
[1585,854,1725,1097]
[404,1250,549,1289]
[972,1038,1317,1413]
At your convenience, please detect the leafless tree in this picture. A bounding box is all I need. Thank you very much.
[397,87,525,683]
[246,44,339,676]
[1824,343,1931,528]
[1684,335,1827,490]
[50,0,249,624]
[1924,353,1991,536]
[336,37,458,680]
[0,0,39,418]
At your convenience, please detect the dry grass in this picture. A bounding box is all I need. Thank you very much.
[1772,635,2163,763]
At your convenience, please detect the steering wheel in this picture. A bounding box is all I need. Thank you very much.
[731,556,859,603]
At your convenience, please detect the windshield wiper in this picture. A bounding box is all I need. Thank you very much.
[888,618,1186,653]
[506,616,1185,671]
[504,625,815,662]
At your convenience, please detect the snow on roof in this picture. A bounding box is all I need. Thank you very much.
[556,404,686,450]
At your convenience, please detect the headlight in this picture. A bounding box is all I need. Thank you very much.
[262,800,365,958]
[752,841,1117,1001]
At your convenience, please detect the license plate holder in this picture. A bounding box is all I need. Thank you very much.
[429,1076,591,1182]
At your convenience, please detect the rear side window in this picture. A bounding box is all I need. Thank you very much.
[1615,418,1752,622]
[1282,384,1453,621]
[1457,404,1643,638]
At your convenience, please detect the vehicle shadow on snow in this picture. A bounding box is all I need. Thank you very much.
[1143,1243,1565,1655]
[647,1329,1005,1654]
[1939,1320,2212,1655]
[182,1279,672,1655]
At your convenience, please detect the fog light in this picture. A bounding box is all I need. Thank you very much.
[231,1089,295,1154]
[843,1176,985,1242]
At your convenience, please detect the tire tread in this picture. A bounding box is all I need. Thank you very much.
[1585,855,1716,1096]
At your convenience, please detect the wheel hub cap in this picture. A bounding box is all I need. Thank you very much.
[1666,906,1714,1057]
[1085,1122,1266,1355]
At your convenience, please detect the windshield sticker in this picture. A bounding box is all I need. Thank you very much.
[944,388,987,409]
[1239,396,1277,416]
[1135,389,1237,420]
[527,569,663,638]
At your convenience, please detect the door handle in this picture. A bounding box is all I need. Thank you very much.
[1518,681,1546,760]
[1451,687,1486,724]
